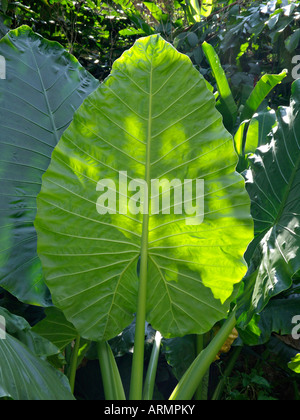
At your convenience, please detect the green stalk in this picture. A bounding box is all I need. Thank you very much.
[169,309,237,400]
[129,60,153,401]
[97,341,126,400]
[68,333,81,394]
[98,341,114,400]
[211,345,242,400]
[143,330,162,400]
[129,218,149,400]
[194,334,204,400]
[194,333,210,400]
[106,342,126,400]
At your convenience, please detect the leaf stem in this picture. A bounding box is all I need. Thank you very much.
[129,56,153,401]
[97,341,126,400]
[169,309,237,400]
[143,330,162,400]
[194,334,205,400]
[68,333,81,394]
[98,341,114,399]
[129,227,149,400]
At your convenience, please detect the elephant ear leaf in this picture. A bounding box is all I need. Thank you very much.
[0,26,99,306]
[239,79,300,326]
[35,35,253,341]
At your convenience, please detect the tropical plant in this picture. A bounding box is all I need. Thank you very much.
[237,78,300,327]
[0,1,300,401]
[0,25,255,400]
[34,33,253,400]
[202,30,300,396]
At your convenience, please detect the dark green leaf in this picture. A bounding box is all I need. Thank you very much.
[238,79,300,326]
[32,307,78,351]
[0,26,99,306]
[0,333,74,400]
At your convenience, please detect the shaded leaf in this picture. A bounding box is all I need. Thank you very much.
[0,333,74,400]
[32,306,78,351]
[238,79,300,326]
[0,26,99,306]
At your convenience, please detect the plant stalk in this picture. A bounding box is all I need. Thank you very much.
[97,341,126,400]
[169,309,237,400]
[129,223,149,400]
[194,334,204,400]
[143,330,162,400]
[98,341,114,400]
[68,333,81,394]
[106,341,126,400]
[129,60,153,400]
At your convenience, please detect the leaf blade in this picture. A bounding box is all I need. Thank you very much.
[35,35,253,341]
[0,26,99,306]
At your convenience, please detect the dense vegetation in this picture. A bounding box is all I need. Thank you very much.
[0,0,299,400]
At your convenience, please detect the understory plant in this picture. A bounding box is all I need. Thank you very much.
[0,22,299,400]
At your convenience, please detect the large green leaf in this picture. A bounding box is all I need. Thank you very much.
[35,35,253,341]
[0,26,99,306]
[238,79,300,325]
[238,295,300,346]
[0,306,61,358]
[0,333,74,400]
[0,306,74,400]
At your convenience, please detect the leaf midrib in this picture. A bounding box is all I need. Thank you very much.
[30,45,60,145]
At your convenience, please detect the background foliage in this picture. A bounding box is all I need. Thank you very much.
[0,0,300,400]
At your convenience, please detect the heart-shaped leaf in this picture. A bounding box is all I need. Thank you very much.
[0,26,99,306]
[35,35,253,341]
